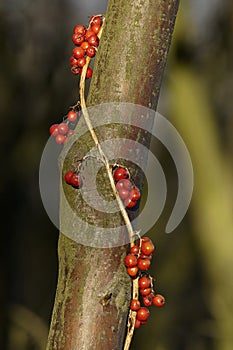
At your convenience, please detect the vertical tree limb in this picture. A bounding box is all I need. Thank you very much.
[46,1,179,349]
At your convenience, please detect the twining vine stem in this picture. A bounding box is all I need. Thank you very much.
[78,16,138,350]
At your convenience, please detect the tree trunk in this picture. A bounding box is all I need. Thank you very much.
[46,1,180,349]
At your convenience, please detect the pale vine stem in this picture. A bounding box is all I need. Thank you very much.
[78,16,138,350]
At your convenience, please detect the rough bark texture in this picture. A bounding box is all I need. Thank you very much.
[46,1,179,349]
[88,0,179,109]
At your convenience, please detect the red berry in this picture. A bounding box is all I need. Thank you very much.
[116,179,132,191]
[55,134,66,144]
[71,66,82,75]
[86,67,93,79]
[124,197,137,208]
[136,307,150,322]
[134,319,141,329]
[90,16,102,26]
[67,110,78,122]
[129,187,141,202]
[73,25,86,36]
[113,167,129,181]
[87,34,99,47]
[141,237,151,242]
[67,129,74,138]
[64,171,74,184]
[49,124,59,136]
[140,320,147,325]
[91,24,101,34]
[70,56,79,67]
[86,46,96,58]
[118,188,129,200]
[124,254,137,268]
[127,266,138,277]
[72,46,85,59]
[143,293,154,307]
[139,288,151,296]
[138,276,151,289]
[141,240,155,256]
[70,173,82,188]
[115,180,124,191]
[139,253,152,260]
[152,294,166,307]
[130,245,139,255]
[123,180,133,190]
[85,30,95,39]
[77,57,86,68]
[72,33,85,46]
[81,41,90,50]
[130,299,140,311]
[137,258,151,271]
[58,123,69,135]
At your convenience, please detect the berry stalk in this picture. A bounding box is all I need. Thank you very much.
[124,277,139,350]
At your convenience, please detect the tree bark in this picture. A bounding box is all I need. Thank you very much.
[46,1,180,349]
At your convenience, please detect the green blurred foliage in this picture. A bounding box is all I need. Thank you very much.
[0,0,232,349]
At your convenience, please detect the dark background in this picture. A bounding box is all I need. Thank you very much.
[1,0,233,349]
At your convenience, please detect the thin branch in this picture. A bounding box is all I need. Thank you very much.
[123,277,139,350]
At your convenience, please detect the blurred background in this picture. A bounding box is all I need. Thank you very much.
[0,0,232,349]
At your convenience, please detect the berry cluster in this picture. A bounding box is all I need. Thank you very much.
[124,237,165,329]
[113,166,141,209]
[70,15,103,77]
[124,237,154,277]
[48,16,104,144]
[64,171,83,188]
[49,109,79,144]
